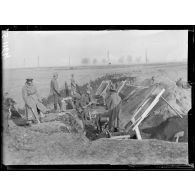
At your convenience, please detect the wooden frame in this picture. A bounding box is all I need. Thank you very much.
[95,80,110,96]
[110,88,165,140]
[117,80,127,94]
[131,88,165,140]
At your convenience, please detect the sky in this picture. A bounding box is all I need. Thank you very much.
[2,30,188,69]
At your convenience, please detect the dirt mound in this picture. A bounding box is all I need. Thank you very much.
[154,82,190,114]
[3,120,89,165]
[176,78,190,89]
[141,115,188,142]
[3,121,188,164]
[140,81,190,129]
[85,139,188,164]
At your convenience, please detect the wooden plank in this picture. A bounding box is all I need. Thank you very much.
[132,98,151,120]
[124,87,158,130]
[131,86,157,118]
[133,88,165,129]
[100,81,110,96]
[174,131,184,142]
[125,84,150,89]
[117,80,127,94]
[110,134,130,139]
[96,80,110,96]
[95,81,105,95]
[110,89,165,141]
[161,96,183,118]
[125,88,165,137]
[134,126,142,140]
[112,88,165,141]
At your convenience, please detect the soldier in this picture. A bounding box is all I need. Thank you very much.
[100,87,122,132]
[50,73,62,112]
[70,74,76,96]
[86,82,93,102]
[22,78,48,124]
[64,81,70,97]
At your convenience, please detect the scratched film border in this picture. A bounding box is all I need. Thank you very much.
[0,25,194,171]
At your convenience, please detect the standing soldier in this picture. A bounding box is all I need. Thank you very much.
[64,81,70,97]
[22,78,48,124]
[86,82,93,102]
[70,74,77,96]
[100,86,122,132]
[50,73,62,112]
[70,74,82,108]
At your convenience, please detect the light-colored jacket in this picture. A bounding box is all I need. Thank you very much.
[103,92,122,130]
[22,84,47,113]
[106,92,121,110]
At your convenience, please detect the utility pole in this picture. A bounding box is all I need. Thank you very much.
[145,49,148,64]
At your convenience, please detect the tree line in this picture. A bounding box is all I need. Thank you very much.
[80,55,144,65]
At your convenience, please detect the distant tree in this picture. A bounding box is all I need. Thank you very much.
[136,56,141,63]
[93,58,97,64]
[118,56,124,64]
[102,59,106,64]
[127,55,132,64]
[81,57,90,65]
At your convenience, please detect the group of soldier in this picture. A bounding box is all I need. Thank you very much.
[22,73,122,133]
[22,73,83,124]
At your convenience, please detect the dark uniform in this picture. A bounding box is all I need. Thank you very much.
[102,90,121,131]
[50,77,62,111]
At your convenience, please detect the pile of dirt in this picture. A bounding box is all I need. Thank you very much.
[176,78,190,89]
[3,119,89,165]
[3,122,188,164]
[140,81,191,129]
[141,115,188,142]
[85,138,188,164]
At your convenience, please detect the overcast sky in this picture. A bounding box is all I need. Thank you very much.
[3,30,188,69]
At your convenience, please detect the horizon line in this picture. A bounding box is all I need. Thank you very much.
[3,60,187,70]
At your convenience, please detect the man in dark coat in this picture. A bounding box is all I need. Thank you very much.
[100,87,122,132]
[64,82,70,97]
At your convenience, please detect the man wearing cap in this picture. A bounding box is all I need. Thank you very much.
[86,82,93,102]
[50,73,62,112]
[22,78,48,124]
[70,74,77,96]
[100,86,122,132]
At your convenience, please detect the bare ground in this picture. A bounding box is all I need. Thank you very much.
[3,119,188,165]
